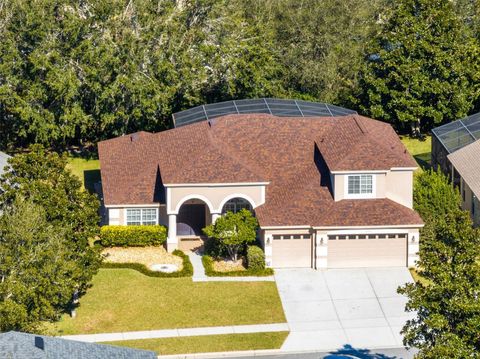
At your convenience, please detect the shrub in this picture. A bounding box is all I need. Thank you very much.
[99,225,167,247]
[202,209,258,261]
[202,255,273,277]
[246,245,265,270]
[101,250,193,277]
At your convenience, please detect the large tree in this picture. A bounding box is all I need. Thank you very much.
[413,169,462,222]
[242,0,384,105]
[0,0,284,150]
[358,0,480,134]
[398,211,480,358]
[0,198,82,332]
[0,145,101,296]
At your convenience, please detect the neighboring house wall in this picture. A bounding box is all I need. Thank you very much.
[332,170,414,208]
[460,178,480,227]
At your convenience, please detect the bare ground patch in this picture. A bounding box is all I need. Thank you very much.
[102,246,183,270]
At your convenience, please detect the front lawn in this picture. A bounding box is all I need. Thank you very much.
[50,268,285,335]
[400,135,431,171]
[103,332,288,355]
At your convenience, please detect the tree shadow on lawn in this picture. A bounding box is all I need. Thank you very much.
[413,152,431,171]
[324,344,403,359]
[84,169,101,193]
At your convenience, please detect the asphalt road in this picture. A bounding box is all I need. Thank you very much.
[225,346,418,359]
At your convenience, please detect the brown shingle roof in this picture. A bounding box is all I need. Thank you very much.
[99,114,422,227]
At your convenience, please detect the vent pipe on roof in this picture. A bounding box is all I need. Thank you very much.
[35,336,44,351]
[130,133,139,142]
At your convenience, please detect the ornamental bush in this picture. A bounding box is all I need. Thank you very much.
[246,245,265,271]
[100,225,167,247]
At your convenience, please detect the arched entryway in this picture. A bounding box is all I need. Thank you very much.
[177,198,211,236]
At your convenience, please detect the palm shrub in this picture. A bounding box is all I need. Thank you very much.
[202,209,258,261]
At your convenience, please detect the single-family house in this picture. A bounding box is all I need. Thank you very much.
[0,331,156,359]
[98,99,423,269]
[432,113,480,226]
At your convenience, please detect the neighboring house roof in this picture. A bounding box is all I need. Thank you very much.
[447,139,480,198]
[432,112,480,154]
[0,331,156,359]
[99,113,421,227]
[0,151,10,176]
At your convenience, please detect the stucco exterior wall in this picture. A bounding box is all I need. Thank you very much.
[332,170,413,208]
[386,170,414,208]
[167,184,266,214]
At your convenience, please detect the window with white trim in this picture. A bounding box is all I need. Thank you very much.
[222,198,252,214]
[126,208,158,225]
[346,174,374,198]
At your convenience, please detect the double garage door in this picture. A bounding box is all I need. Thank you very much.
[271,233,407,268]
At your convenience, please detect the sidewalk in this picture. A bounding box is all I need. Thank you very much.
[188,251,274,282]
[61,323,289,343]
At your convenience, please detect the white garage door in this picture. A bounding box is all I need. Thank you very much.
[328,233,407,268]
[272,234,312,268]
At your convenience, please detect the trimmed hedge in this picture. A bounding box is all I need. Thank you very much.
[100,225,167,247]
[202,255,274,277]
[246,245,265,271]
[101,250,193,277]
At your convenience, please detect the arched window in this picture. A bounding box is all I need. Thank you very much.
[222,198,252,214]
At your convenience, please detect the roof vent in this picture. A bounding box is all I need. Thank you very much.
[130,133,139,142]
[208,118,217,127]
[34,336,44,351]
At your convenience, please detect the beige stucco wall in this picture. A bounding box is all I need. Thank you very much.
[333,173,384,201]
[332,170,413,208]
[386,170,413,208]
[107,206,164,225]
[167,184,266,214]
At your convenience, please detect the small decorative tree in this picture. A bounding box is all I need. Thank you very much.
[203,209,258,261]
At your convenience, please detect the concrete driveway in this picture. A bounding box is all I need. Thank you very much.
[275,267,415,352]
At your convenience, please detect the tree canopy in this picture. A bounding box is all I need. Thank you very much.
[400,167,480,357]
[1,0,480,145]
[203,209,258,261]
[0,145,102,324]
[357,0,480,134]
[0,198,84,332]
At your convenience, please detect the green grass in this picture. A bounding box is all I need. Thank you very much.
[50,269,285,335]
[409,268,431,286]
[66,157,100,192]
[103,332,289,355]
[400,135,432,171]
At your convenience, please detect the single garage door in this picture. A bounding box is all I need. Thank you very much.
[328,233,407,268]
[272,234,312,268]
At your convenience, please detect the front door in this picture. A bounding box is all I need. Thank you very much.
[177,204,206,236]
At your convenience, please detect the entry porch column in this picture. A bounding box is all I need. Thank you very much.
[211,212,221,223]
[167,214,178,252]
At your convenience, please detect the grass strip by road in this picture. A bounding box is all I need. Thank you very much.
[102,332,289,355]
[50,269,285,335]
